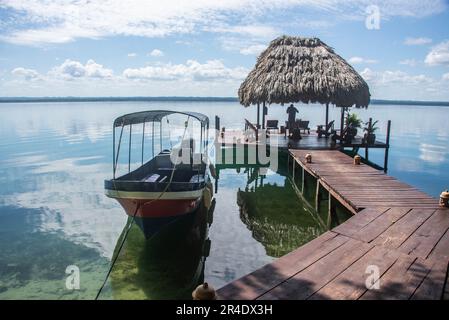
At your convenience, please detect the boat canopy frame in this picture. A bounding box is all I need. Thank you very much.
[112,110,210,179]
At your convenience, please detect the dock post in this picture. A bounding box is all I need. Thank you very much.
[315,180,321,211]
[292,157,296,182]
[328,192,336,229]
[325,103,329,133]
[301,166,305,194]
[384,120,391,173]
[113,125,116,179]
[141,121,145,165]
[128,124,132,173]
[214,171,218,194]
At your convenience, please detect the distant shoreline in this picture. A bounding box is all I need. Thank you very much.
[1,96,448,107]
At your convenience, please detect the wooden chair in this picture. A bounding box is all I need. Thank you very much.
[296,119,310,134]
[331,126,353,144]
[317,120,335,138]
[266,120,279,133]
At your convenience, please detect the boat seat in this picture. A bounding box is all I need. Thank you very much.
[189,174,205,183]
[142,173,170,183]
[142,174,160,182]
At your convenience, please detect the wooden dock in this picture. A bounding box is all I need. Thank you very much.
[289,150,437,214]
[216,130,387,151]
[217,150,449,300]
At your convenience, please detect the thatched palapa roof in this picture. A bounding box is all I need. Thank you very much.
[239,36,370,108]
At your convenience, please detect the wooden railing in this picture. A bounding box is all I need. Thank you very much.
[244,118,258,142]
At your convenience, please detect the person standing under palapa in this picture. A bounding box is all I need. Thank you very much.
[286,104,299,131]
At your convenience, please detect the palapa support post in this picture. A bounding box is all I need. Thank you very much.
[340,107,344,135]
[365,117,372,160]
[256,103,260,129]
[325,103,329,135]
[262,101,266,129]
[384,120,391,173]
[215,115,220,141]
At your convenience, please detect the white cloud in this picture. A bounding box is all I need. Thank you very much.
[123,60,248,81]
[208,25,279,39]
[399,59,417,67]
[239,44,266,56]
[361,68,433,85]
[127,53,137,57]
[348,57,377,65]
[425,40,449,66]
[11,67,41,80]
[404,37,432,46]
[50,59,113,79]
[0,0,446,45]
[443,73,449,81]
[359,67,449,100]
[149,49,164,57]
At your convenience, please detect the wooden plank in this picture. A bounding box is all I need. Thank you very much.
[373,209,436,249]
[399,209,449,259]
[351,207,411,243]
[257,239,373,300]
[360,256,433,300]
[411,260,448,300]
[332,207,389,238]
[428,219,449,260]
[310,246,401,300]
[217,232,349,300]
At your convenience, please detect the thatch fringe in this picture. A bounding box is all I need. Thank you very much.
[239,36,370,108]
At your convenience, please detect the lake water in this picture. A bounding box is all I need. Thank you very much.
[0,101,448,299]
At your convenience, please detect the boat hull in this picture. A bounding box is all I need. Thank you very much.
[107,190,203,238]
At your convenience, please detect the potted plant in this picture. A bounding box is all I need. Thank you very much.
[363,120,379,145]
[345,113,362,142]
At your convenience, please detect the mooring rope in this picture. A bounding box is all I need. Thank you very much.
[95,116,191,300]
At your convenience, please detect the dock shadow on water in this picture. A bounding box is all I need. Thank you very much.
[98,200,213,300]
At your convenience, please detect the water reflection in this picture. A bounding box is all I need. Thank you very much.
[100,199,214,300]
[419,143,447,164]
[216,154,328,258]
[0,205,108,299]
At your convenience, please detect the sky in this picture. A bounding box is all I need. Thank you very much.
[0,0,449,101]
